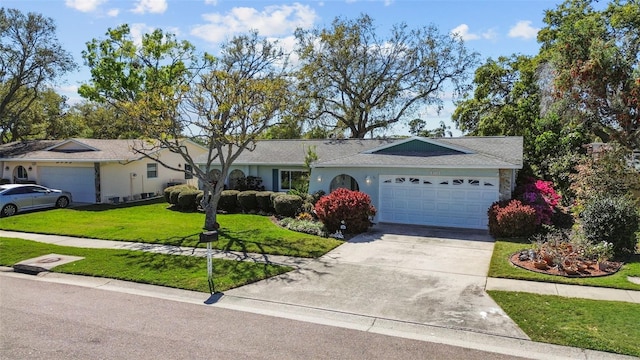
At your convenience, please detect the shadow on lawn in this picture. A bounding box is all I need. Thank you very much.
[68,197,165,212]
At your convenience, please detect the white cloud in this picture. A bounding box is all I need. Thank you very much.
[65,0,106,12]
[384,0,394,5]
[131,0,168,14]
[204,0,218,5]
[451,24,478,41]
[191,3,317,44]
[451,24,496,41]
[129,23,155,45]
[107,8,120,17]
[508,20,539,40]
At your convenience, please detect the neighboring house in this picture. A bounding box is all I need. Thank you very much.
[0,138,206,204]
[195,136,523,229]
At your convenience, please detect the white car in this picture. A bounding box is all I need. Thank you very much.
[0,184,72,217]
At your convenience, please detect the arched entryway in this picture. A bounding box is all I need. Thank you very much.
[13,165,28,183]
[329,174,359,192]
[228,169,245,190]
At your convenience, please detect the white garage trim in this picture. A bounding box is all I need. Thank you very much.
[378,175,498,229]
[38,166,96,203]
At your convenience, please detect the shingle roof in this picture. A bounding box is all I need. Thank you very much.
[194,136,523,169]
[0,138,162,162]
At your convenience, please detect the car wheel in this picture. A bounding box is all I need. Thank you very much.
[56,196,70,208]
[1,204,17,217]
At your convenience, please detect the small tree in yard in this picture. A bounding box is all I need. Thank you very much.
[315,188,376,234]
[80,26,290,230]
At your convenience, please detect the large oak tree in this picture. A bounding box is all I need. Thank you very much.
[294,14,478,138]
[0,8,75,143]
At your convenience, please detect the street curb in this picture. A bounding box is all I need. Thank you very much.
[0,268,635,360]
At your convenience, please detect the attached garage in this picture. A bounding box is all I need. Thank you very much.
[38,166,96,203]
[378,175,499,229]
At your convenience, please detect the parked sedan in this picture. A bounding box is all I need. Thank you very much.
[0,184,72,217]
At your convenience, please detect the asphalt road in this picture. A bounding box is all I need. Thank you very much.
[0,275,525,360]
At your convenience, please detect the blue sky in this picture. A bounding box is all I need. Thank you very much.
[1,0,562,135]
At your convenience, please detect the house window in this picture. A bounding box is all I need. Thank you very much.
[280,170,308,190]
[453,179,464,185]
[184,164,193,179]
[147,163,158,178]
[469,179,480,186]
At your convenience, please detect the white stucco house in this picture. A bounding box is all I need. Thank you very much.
[0,138,207,204]
[195,136,523,229]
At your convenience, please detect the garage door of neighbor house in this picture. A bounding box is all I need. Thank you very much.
[38,166,96,204]
[378,175,499,229]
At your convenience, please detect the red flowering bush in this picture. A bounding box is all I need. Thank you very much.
[517,178,561,225]
[488,199,538,238]
[314,188,376,234]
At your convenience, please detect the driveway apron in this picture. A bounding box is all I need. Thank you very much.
[224,223,529,339]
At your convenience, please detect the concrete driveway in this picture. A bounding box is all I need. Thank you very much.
[224,223,528,339]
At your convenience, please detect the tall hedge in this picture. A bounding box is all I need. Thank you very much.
[178,190,202,211]
[256,191,274,212]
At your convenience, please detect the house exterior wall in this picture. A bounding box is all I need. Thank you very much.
[198,164,307,192]
[309,167,502,222]
[100,148,201,203]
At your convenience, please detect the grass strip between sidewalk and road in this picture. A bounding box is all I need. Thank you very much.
[0,237,292,293]
[488,290,640,357]
[488,239,640,291]
[0,199,343,258]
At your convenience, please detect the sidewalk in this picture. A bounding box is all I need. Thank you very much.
[2,229,638,304]
[0,229,311,268]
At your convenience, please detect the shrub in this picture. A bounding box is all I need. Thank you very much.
[256,191,274,212]
[237,190,258,212]
[314,188,376,234]
[273,194,303,218]
[218,190,240,212]
[580,194,640,257]
[279,217,328,237]
[177,190,202,211]
[270,192,288,209]
[310,190,326,205]
[296,212,314,221]
[163,184,195,204]
[488,199,538,238]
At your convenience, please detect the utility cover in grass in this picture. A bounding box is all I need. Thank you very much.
[14,254,85,274]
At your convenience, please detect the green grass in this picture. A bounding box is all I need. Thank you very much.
[0,199,342,258]
[488,238,640,291]
[0,237,291,293]
[488,291,640,357]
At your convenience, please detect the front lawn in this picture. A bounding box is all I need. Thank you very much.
[0,237,292,293]
[488,238,640,291]
[0,199,342,258]
[488,291,640,357]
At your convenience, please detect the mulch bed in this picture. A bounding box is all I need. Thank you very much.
[510,251,622,278]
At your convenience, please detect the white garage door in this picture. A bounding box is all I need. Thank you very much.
[39,166,96,204]
[379,175,499,229]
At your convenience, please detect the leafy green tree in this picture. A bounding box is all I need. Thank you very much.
[408,119,452,138]
[452,55,540,140]
[538,0,640,149]
[66,101,139,139]
[295,14,478,138]
[81,27,291,230]
[0,8,76,143]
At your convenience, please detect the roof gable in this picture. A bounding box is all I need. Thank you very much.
[45,139,99,153]
[369,138,467,156]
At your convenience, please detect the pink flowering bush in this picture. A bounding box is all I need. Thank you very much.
[516,178,561,225]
